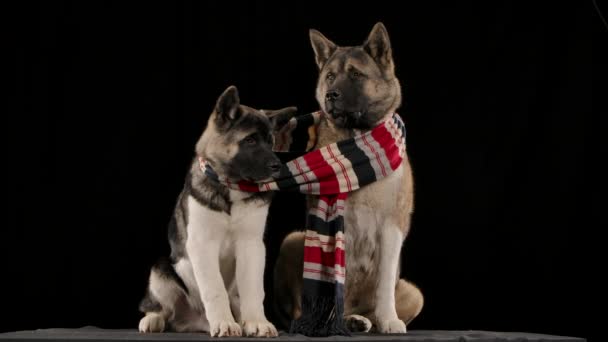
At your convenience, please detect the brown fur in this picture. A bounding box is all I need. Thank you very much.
[273,23,423,333]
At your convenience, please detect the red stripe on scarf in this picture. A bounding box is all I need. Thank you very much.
[304,150,340,194]
[361,133,388,177]
[237,181,261,192]
[303,246,345,268]
[371,123,402,171]
[326,144,353,192]
[293,158,313,193]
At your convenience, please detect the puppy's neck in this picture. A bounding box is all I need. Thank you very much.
[188,158,271,215]
[186,158,232,214]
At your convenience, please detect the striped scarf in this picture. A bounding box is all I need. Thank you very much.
[199,111,406,336]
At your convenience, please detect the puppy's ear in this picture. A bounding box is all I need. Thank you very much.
[264,106,298,130]
[309,29,337,69]
[215,86,241,126]
[363,22,394,71]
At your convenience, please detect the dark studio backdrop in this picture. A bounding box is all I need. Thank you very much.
[8,1,603,341]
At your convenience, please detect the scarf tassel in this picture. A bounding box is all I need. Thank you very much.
[290,293,351,336]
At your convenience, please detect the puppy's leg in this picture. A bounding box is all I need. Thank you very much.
[234,210,278,337]
[374,226,407,334]
[139,288,167,333]
[138,260,188,333]
[187,199,241,337]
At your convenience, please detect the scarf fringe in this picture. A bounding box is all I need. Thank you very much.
[289,293,351,337]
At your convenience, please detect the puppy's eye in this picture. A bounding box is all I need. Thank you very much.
[244,137,256,145]
[326,72,336,81]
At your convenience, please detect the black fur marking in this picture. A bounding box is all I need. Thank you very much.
[168,190,189,261]
[168,215,185,261]
[222,114,281,182]
[139,258,189,313]
[228,139,280,181]
[139,289,162,313]
[216,107,242,133]
[154,257,189,295]
[232,113,272,140]
[186,160,232,214]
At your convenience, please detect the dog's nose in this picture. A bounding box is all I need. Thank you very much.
[325,90,341,102]
[268,161,281,173]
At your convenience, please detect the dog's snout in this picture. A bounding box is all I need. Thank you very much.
[325,90,341,102]
[268,161,281,173]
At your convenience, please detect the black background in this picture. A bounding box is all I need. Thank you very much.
[8,1,603,341]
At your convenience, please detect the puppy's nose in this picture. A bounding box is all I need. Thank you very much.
[268,161,281,173]
[325,90,341,102]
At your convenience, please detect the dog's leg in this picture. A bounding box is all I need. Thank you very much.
[139,284,167,333]
[344,314,373,333]
[186,198,241,337]
[139,260,186,333]
[374,226,407,333]
[234,211,278,337]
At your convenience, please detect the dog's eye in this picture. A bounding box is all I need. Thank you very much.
[326,72,336,81]
[244,136,256,145]
[352,71,362,78]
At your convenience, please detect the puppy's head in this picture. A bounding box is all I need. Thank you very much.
[196,86,297,181]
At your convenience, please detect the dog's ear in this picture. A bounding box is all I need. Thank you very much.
[215,85,241,125]
[363,22,394,71]
[309,29,337,69]
[264,106,297,130]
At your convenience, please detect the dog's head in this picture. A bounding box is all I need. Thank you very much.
[196,86,296,182]
[310,22,401,129]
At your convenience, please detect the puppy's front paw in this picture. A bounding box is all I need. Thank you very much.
[345,314,372,333]
[376,318,406,334]
[241,320,278,337]
[209,320,242,337]
[138,312,165,333]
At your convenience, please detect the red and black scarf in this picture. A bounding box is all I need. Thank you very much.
[199,111,406,336]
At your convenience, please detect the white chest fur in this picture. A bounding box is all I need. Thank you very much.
[343,164,405,275]
[187,191,270,236]
[179,190,275,336]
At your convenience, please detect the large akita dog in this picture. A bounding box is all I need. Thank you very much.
[273,23,423,333]
[138,86,296,337]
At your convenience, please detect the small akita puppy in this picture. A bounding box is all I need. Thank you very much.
[138,86,296,337]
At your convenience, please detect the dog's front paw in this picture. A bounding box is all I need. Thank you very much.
[138,313,165,333]
[376,318,406,334]
[345,314,372,333]
[209,320,242,337]
[241,319,278,337]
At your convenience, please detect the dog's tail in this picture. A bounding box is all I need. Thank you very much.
[395,278,424,325]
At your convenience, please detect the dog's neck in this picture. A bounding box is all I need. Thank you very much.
[188,157,271,215]
[316,111,394,149]
[186,157,232,214]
